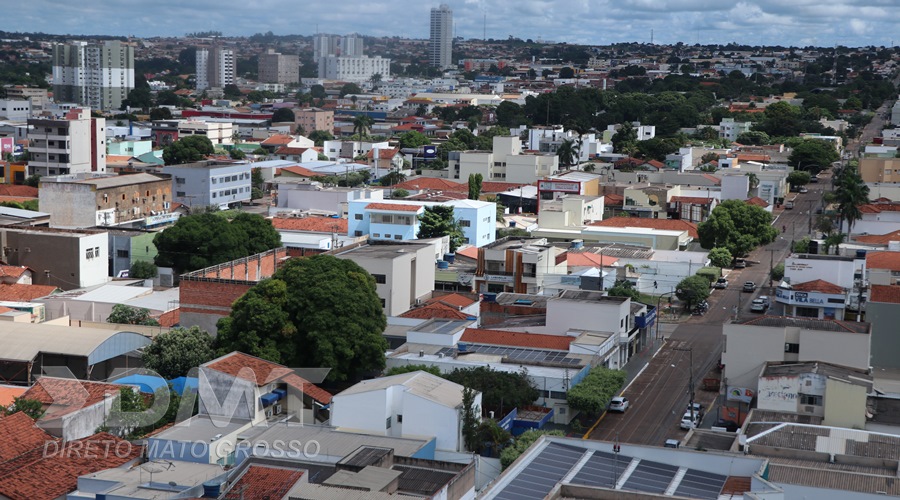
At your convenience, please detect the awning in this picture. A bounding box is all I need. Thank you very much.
[260,392,278,407]
[272,388,287,400]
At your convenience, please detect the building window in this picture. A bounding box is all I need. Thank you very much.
[459,219,471,227]
[380,298,386,307]
[784,343,800,353]
[373,274,386,284]
[799,394,823,406]
[386,416,392,429]
[116,250,129,258]
[397,414,403,423]
[354,214,363,220]
[354,231,363,237]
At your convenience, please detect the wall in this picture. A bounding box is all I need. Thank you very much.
[798,329,870,372]
[403,390,475,452]
[823,379,867,429]
[1,228,109,290]
[784,256,862,289]
[330,387,389,435]
[38,182,97,228]
[59,398,113,441]
[545,296,629,336]
[722,324,789,390]
[198,367,259,422]
[866,301,900,369]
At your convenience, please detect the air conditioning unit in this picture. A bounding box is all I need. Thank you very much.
[265,408,273,418]
[274,404,283,415]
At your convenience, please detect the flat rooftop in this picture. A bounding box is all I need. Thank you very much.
[735,315,870,334]
[556,289,628,304]
[335,242,430,259]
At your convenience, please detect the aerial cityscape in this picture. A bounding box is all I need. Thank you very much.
[0,4,899,499]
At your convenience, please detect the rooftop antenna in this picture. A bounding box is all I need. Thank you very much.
[483,12,486,41]
[651,29,654,45]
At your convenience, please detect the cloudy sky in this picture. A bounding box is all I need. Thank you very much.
[5,0,897,47]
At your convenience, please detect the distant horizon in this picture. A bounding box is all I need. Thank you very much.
[2,1,896,49]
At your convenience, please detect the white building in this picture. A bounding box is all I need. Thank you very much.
[719,118,752,141]
[319,55,390,83]
[341,33,365,57]
[331,371,480,452]
[429,4,453,69]
[196,46,235,91]
[347,198,496,248]
[775,279,848,320]
[162,160,251,209]
[0,99,31,120]
[52,40,134,111]
[177,120,234,145]
[27,108,106,176]
[452,135,559,184]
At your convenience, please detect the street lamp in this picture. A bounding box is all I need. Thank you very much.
[672,346,695,424]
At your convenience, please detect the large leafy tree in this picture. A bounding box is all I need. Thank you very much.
[788,139,840,174]
[397,131,432,149]
[417,205,465,252]
[215,256,388,381]
[339,83,363,97]
[698,200,778,258]
[753,101,803,137]
[495,101,527,127]
[611,122,638,155]
[675,275,711,309]
[153,212,280,274]
[787,170,812,189]
[108,304,160,326]
[162,135,214,165]
[142,326,215,379]
[307,130,333,146]
[707,247,733,269]
[444,366,539,413]
[607,280,640,301]
[271,107,295,123]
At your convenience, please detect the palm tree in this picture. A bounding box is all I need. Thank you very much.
[823,233,846,255]
[556,139,576,168]
[746,172,759,190]
[835,169,870,239]
[352,115,374,139]
[370,73,383,91]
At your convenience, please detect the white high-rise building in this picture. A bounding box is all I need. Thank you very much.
[52,41,134,111]
[195,46,235,91]
[429,4,453,69]
[313,33,340,63]
[319,55,391,82]
[341,34,365,58]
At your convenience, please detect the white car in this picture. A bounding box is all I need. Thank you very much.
[750,299,766,312]
[609,396,630,412]
[680,411,699,430]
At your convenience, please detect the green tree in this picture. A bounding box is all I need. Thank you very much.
[23,174,41,188]
[156,90,181,106]
[229,148,246,160]
[736,131,770,146]
[391,188,410,198]
[122,87,153,110]
[559,67,575,79]
[272,107,296,123]
[823,233,847,255]
[611,122,638,155]
[700,152,719,165]
[231,212,283,255]
[149,107,173,120]
[500,429,566,469]
[129,260,158,279]
[746,172,759,190]
[707,247,733,269]
[556,139,577,168]
[385,365,442,377]
[104,387,147,437]
[352,115,374,138]
[788,139,840,174]
[162,135,215,165]
[417,205,464,252]
[251,167,264,190]
[566,366,627,414]
[107,304,160,326]
[460,386,481,452]
[675,275,711,309]
[771,262,785,282]
[339,83,363,97]
[793,237,811,253]
[834,168,870,238]
[223,84,242,99]
[142,326,215,379]
[445,367,539,413]
[754,101,802,137]
[309,84,326,99]
[397,131,432,149]
[468,173,483,200]
[698,200,778,257]
[5,397,44,420]
[308,130,334,146]
[369,73,383,90]
[380,170,407,187]
[215,255,388,381]
[787,170,812,189]
[496,101,527,127]
[607,280,640,301]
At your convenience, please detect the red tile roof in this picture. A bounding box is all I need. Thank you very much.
[481,181,531,193]
[156,308,180,328]
[0,185,38,197]
[227,465,304,500]
[400,302,471,320]
[604,193,624,206]
[261,134,295,146]
[278,165,319,178]
[456,246,478,260]
[790,279,844,294]
[866,251,900,272]
[367,148,401,160]
[22,378,126,419]
[0,412,55,463]
[566,252,619,267]
[0,432,141,500]
[855,230,900,245]
[736,154,771,162]
[274,146,313,156]
[0,196,38,204]
[870,285,900,304]
[669,196,714,205]
[206,352,292,386]
[859,202,900,214]
[272,216,348,233]
[745,196,769,208]
[0,265,29,281]
[393,177,466,192]
[0,386,26,406]
[589,217,699,238]
[461,328,572,350]
[427,293,477,308]
[280,373,333,405]
[0,284,59,302]
[700,174,722,186]
[365,202,423,212]
[643,159,665,169]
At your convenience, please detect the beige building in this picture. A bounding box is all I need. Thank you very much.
[27,108,106,176]
[859,157,900,184]
[537,195,605,231]
[334,242,435,316]
[474,237,567,295]
[722,316,871,393]
[295,108,334,134]
[258,49,299,85]
[452,135,558,184]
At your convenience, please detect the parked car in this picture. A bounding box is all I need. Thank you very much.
[713,277,728,289]
[664,439,680,448]
[785,200,794,209]
[751,299,766,312]
[609,396,629,412]
[800,187,809,193]
[680,411,700,430]
[686,402,704,417]
[733,258,747,268]
[742,281,756,292]
[759,296,770,308]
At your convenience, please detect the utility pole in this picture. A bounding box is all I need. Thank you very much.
[768,248,777,290]
[807,199,815,234]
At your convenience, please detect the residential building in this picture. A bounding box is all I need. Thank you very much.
[341,33,365,57]
[334,242,436,316]
[271,215,363,254]
[4,86,49,109]
[785,253,865,290]
[22,377,131,441]
[274,180,383,217]
[177,120,234,145]
[537,195,605,230]
[757,361,872,428]
[258,48,300,85]
[39,172,173,229]
[273,146,318,163]
[37,281,178,324]
[347,198,496,248]
[774,279,848,320]
[196,46,235,91]
[52,40,135,111]
[719,117,752,141]
[319,55,391,82]
[331,371,481,452]
[0,99,31,120]
[312,33,340,62]
[27,107,106,176]
[162,160,251,209]
[323,138,390,161]
[295,107,333,133]
[70,461,229,499]
[429,4,453,69]
[0,226,109,290]
[533,216,695,251]
[867,284,900,369]
[722,316,871,392]
[859,158,900,183]
[474,237,568,295]
[454,135,559,184]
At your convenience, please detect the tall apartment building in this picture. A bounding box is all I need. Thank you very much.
[318,55,390,82]
[258,49,300,85]
[52,41,135,111]
[341,34,364,57]
[195,46,235,91]
[313,34,340,62]
[27,108,106,177]
[296,108,334,133]
[429,4,453,69]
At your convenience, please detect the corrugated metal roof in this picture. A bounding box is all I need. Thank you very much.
[250,423,428,460]
[335,372,467,409]
[0,323,151,364]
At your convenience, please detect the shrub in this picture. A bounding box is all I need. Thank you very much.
[695,266,721,284]
[566,367,627,415]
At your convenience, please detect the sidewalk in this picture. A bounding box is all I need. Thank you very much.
[622,336,665,388]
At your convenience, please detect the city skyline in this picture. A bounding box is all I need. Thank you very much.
[4,0,898,48]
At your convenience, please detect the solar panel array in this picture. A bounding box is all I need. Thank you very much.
[445,344,583,365]
[569,450,624,488]
[622,459,680,494]
[493,443,584,500]
[674,469,728,499]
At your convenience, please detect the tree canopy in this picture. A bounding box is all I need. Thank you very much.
[787,170,812,188]
[271,107,296,123]
[606,280,640,301]
[566,366,626,415]
[444,366,539,414]
[129,260,158,279]
[417,205,465,252]
[307,130,333,146]
[142,326,215,379]
[107,304,159,326]
[215,255,388,381]
[468,173,483,200]
[788,139,840,174]
[707,247,733,269]
[397,131,432,149]
[675,275,711,309]
[339,83,362,97]
[153,212,281,273]
[162,135,214,165]
[698,200,778,257]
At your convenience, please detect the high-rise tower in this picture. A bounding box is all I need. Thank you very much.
[52,41,134,111]
[429,4,453,69]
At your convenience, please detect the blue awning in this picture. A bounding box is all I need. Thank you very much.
[260,393,278,407]
[272,389,287,400]
[112,374,168,394]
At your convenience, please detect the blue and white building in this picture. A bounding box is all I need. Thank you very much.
[348,198,496,247]
[162,160,252,209]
